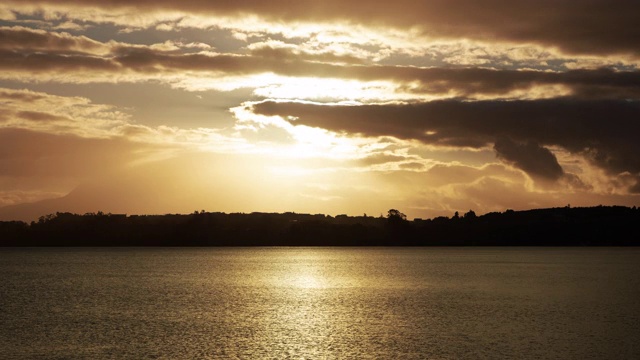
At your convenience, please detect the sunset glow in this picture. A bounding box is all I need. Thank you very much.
[1,1,639,221]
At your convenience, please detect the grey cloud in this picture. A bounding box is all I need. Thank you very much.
[2,28,640,100]
[494,137,564,180]
[17,110,69,122]
[250,46,640,99]
[393,67,640,100]
[560,173,590,191]
[3,31,640,99]
[0,49,118,73]
[0,26,106,53]
[111,48,266,73]
[5,0,640,57]
[252,99,640,178]
[0,88,46,102]
[0,45,272,76]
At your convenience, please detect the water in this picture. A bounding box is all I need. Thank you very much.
[1,247,639,359]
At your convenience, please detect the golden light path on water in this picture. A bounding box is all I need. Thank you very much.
[288,272,326,289]
[1,248,639,358]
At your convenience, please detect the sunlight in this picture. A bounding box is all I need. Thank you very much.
[182,72,411,102]
[231,102,368,161]
[253,76,400,102]
[288,125,364,158]
[291,273,325,289]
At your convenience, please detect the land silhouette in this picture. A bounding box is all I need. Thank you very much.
[1,205,638,246]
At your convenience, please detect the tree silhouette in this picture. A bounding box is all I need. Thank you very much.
[1,205,639,246]
[463,210,477,219]
[387,209,407,221]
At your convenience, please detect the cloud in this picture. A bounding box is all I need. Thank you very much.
[247,41,366,65]
[251,98,640,182]
[0,26,108,53]
[0,87,47,102]
[415,163,524,188]
[2,1,639,59]
[244,45,640,99]
[2,27,639,100]
[494,137,564,181]
[0,87,251,213]
[0,87,246,153]
[0,87,128,136]
[0,189,67,208]
[358,153,413,166]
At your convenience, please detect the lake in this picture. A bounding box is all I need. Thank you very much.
[1,247,639,359]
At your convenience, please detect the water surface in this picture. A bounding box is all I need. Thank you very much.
[1,247,639,359]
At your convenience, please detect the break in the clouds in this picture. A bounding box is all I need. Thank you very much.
[0,0,638,220]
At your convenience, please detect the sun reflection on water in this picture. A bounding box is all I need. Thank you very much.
[289,272,325,289]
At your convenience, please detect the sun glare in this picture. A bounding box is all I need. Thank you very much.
[293,273,325,288]
[184,72,411,102]
[231,102,366,161]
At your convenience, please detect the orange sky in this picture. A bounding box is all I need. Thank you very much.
[1,1,639,221]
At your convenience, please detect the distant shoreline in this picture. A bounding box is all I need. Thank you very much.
[2,205,638,246]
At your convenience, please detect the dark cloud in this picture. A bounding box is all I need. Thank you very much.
[0,49,118,73]
[391,67,640,100]
[0,88,46,102]
[0,41,278,76]
[17,110,68,122]
[3,28,640,100]
[358,153,410,166]
[5,0,640,57]
[111,48,270,74]
[494,137,564,180]
[560,173,590,191]
[250,46,640,99]
[252,98,640,178]
[0,26,105,53]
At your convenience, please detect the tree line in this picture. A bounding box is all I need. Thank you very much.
[1,205,638,246]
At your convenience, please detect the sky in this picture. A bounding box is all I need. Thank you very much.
[1,0,639,221]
